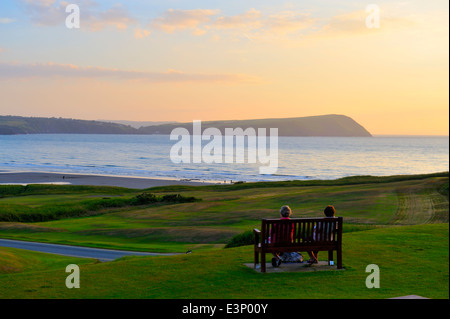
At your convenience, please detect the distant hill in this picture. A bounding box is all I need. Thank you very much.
[137,115,372,137]
[97,120,177,129]
[0,114,372,137]
[0,116,137,135]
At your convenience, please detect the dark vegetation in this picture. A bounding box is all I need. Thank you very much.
[224,230,254,248]
[0,188,201,223]
[0,116,137,135]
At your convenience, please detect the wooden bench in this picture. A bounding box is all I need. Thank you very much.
[253,217,343,272]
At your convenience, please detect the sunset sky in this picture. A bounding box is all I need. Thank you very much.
[0,0,448,135]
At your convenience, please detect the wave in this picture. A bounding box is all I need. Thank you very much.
[1,135,448,183]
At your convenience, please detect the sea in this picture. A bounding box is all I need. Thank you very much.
[0,134,448,183]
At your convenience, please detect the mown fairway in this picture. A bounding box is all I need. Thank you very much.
[0,172,448,298]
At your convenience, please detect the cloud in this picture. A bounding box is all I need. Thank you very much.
[213,9,261,30]
[21,0,136,31]
[205,9,316,44]
[145,8,316,42]
[320,10,376,36]
[18,2,423,42]
[264,11,316,34]
[150,9,219,34]
[85,4,136,31]
[317,9,418,38]
[149,8,313,36]
[0,18,16,24]
[143,7,419,44]
[134,28,151,39]
[0,62,259,83]
[21,0,67,26]
[26,0,56,6]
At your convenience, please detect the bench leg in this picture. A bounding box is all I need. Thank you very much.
[337,247,343,269]
[261,252,266,273]
[328,250,333,265]
[254,250,259,269]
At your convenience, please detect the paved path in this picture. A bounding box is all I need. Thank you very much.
[0,238,180,262]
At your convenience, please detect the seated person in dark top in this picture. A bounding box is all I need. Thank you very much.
[270,205,303,267]
[307,205,336,264]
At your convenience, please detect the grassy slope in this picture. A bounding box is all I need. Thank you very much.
[0,223,447,299]
[0,173,448,253]
[0,173,448,298]
[0,248,94,275]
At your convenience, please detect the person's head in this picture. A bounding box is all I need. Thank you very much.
[324,205,335,217]
[280,205,292,218]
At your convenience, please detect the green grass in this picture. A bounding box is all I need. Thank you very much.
[0,246,95,275]
[0,190,200,223]
[0,172,448,298]
[0,173,447,252]
[0,223,447,299]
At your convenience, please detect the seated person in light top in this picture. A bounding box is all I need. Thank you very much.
[270,205,303,267]
[307,205,336,264]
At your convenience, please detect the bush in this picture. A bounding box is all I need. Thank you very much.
[161,194,200,203]
[132,192,157,205]
[225,230,254,248]
[0,192,201,223]
[130,193,200,205]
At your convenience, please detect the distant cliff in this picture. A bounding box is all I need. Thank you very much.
[137,114,372,137]
[0,114,372,137]
[0,116,137,135]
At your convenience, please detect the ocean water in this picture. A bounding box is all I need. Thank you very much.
[0,134,448,183]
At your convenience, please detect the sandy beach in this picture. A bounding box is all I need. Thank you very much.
[0,172,214,189]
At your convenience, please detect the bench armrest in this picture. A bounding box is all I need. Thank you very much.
[253,229,261,246]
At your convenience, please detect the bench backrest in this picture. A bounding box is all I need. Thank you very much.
[261,217,343,247]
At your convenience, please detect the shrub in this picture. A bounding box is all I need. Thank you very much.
[132,192,157,205]
[0,192,201,223]
[225,230,254,248]
[161,194,199,203]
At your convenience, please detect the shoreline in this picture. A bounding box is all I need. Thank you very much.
[0,171,217,189]
[1,171,447,189]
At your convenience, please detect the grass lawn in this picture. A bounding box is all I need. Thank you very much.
[0,172,448,299]
[0,223,448,299]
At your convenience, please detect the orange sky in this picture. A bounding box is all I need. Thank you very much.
[0,0,448,135]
